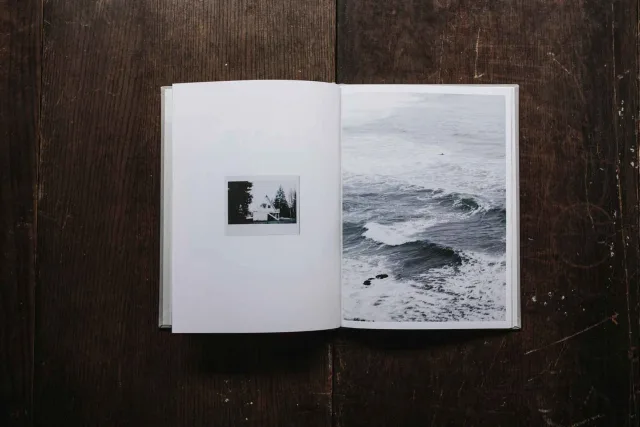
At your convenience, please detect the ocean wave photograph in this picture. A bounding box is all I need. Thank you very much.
[341,91,507,323]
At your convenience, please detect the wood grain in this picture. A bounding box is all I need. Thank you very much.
[36,1,334,426]
[336,0,639,426]
[6,0,637,425]
[0,0,40,425]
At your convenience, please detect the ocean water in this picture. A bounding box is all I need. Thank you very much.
[342,92,507,322]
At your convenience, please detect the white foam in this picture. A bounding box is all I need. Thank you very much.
[341,251,506,322]
[362,220,435,246]
[422,251,506,310]
[344,191,478,233]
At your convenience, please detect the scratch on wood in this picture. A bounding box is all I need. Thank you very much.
[584,169,595,229]
[547,52,572,75]
[438,31,445,84]
[525,313,618,355]
[480,336,505,387]
[551,342,568,369]
[473,28,484,79]
[570,414,604,426]
[541,414,564,427]
[610,2,638,421]
[328,342,333,422]
[582,386,595,406]
[429,389,444,426]
[456,379,466,397]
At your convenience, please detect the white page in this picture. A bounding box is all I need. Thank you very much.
[171,81,341,333]
[339,85,519,330]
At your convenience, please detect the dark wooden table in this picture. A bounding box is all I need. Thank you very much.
[2,1,638,426]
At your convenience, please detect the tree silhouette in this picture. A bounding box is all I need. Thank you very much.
[227,181,253,224]
[272,186,290,218]
[287,188,297,220]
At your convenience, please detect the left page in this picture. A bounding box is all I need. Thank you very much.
[169,80,342,333]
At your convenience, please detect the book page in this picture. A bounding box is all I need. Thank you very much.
[340,85,519,330]
[170,81,341,333]
[159,87,173,328]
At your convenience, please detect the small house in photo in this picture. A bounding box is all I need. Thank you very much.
[249,196,280,221]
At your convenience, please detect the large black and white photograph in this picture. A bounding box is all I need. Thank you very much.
[226,175,299,236]
[342,90,507,324]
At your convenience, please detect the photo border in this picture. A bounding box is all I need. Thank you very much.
[225,175,300,236]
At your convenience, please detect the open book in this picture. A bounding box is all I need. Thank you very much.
[160,81,520,332]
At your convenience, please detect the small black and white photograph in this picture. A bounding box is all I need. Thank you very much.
[342,90,507,324]
[226,175,299,236]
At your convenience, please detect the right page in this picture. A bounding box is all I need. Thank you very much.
[340,85,520,330]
